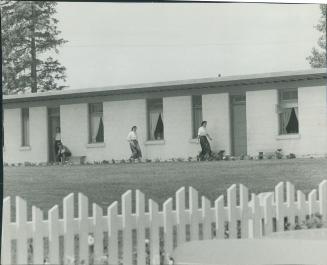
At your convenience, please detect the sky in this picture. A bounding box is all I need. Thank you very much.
[54,2,322,90]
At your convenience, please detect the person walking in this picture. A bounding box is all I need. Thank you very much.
[127,126,142,162]
[197,121,213,161]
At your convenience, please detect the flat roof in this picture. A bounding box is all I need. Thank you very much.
[3,68,327,105]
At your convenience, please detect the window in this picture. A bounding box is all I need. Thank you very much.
[21,108,30,146]
[147,98,164,140]
[278,89,299,135]
[192,95,203,138]
[88,103,104,143]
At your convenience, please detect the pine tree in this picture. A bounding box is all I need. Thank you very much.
[307,4,327,68]
[1,1,67,94]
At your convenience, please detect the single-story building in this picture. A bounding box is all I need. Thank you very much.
[3,69,327,164]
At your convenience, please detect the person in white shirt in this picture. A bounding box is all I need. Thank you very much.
[54,127,61,162]
[127,126,142,162]
[197,121,213,161]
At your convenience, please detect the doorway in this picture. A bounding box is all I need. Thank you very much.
[48,107,60,162]
[231,95,247,156]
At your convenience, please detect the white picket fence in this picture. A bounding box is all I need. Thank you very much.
[2,180,327,265]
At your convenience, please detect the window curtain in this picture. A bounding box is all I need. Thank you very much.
[286,107,299,133]
[90,115,101,143]
[149,111,160,140]
[96,117,104,142]
[280,108,292,134]
[193,108,202,138]
[154,113,164,140]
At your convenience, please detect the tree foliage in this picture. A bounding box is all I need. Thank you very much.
[1,1,67,94]
[307,4,327,68]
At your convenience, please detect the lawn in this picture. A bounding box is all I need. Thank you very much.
[3,158,327,217]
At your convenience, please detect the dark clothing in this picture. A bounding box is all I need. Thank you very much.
[130,140,142,160]
[54,140,61,161]
[199,136,212,161]
[57,145,71,162]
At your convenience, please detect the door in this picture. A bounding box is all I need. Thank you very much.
[48,107,60,162]
[231,95,247,156]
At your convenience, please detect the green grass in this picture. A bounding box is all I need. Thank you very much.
[3,158,327,217]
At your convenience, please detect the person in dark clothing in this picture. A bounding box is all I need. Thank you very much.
[57,142,72,163]
[127,125,142,162]
[197,121,213,161]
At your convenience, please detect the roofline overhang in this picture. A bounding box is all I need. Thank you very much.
[3,68,327,107]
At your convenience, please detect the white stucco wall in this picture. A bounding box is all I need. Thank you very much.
[246,89,279,155]
[246,86,327,157]
[3,107,48,164]
[145,96,200,160]
[104,99,147,160]
[4,85,327,163]
[202,93,231,154]
[163,96,199,158]
[298,86,327,156]
[60,103,89,157]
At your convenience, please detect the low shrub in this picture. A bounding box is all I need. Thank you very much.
[276,149,283,159]
[102,160,110,164]
[286,153,296,159]
[258,152,264,160]
[265,153,275,159]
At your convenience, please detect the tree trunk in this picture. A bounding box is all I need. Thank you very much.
[30,3,37,93]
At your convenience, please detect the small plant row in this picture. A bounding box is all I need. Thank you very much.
[5,149,326,167]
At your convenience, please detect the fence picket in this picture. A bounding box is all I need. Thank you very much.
[227,185,237,238]
[2,180,327,265]
[136,190,146,265]
[308,189,318,216]
[163,198,173,261]
[214,195,224,238]
[261,193,274,235]
[176,187,186,246]
[63,193,75,263]
[189,187,199,241]
[48,205,60,264]
[93,203,104,262]
[16,197,28,264]
[319,180,327,222]
[122,190,133,265]
[274,182,284,232]
[296,190,306,224]
[108,201,118,265]
[250,193,261,238]
[78,193,89,265]
[240,184,249,238]
[286,182,296,226]
[201,196,211,240]
[1,197,11,265]
[32,206,44,264]
[149,199,160,265]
